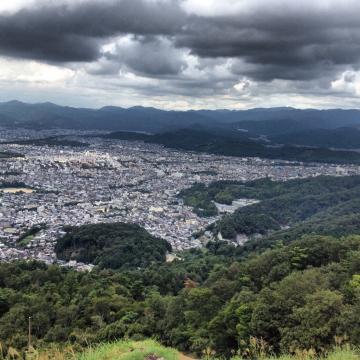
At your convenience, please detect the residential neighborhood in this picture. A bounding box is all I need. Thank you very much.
[0,128,358,269]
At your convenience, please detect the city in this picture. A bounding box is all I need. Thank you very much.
[0,128,358,269]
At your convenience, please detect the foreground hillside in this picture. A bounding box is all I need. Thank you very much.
[1,339,356,359]
[77,340,359,360]
[31,340,359,360]
[0,233,359,357]
[78,340,179,360]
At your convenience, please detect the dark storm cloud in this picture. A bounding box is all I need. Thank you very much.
[102,36,187,76]
[0,0,185,62]
[2,0,360,83]
[176,6,360,81]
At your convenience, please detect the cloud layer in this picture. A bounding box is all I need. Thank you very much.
[1,0,360,109]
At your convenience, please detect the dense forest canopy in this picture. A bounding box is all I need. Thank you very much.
[55,223,172,270]
[179,176,360,242]
[0,234,359,356]
[0,176,359,357]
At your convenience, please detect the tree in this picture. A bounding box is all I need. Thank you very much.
[280,290,344,352]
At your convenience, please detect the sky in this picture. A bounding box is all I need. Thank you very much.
[1,0,360,110]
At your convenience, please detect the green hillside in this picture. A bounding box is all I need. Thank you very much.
[55,223,172,270]
[1,233,360,357]
[179,176,360,243]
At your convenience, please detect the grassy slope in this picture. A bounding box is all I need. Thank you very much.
[78,340,180,360]
[29,340,359,360]
[77,340,360,360]
[253,348,360,359]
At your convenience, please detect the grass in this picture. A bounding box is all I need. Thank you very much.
[78,341,359,360]
[78,339,180,360]
[232,348,360,360]
[3,340,358,360]
[326,348,360,360]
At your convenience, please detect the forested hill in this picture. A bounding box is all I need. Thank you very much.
[270,127,360,149]
[55,222,171,270]
[180,176,360,246]
[103,129,360,164]
[0,233,359,357]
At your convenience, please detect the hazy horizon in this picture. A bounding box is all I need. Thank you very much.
[3,99,360,112]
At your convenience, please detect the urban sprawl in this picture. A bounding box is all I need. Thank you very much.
[0,128,358,270]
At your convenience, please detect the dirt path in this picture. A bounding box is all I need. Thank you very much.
[179,352,198,360]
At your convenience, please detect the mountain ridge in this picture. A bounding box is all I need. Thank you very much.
[2,100,360,133]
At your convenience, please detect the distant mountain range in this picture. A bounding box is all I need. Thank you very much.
[0,100,217,132]
[2,100,360,136]
[3,100,360,163]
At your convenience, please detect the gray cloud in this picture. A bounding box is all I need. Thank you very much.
[0,0,185,62]
[102,36,187,76]
[2,0,360,103]
[175,7,360,81]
